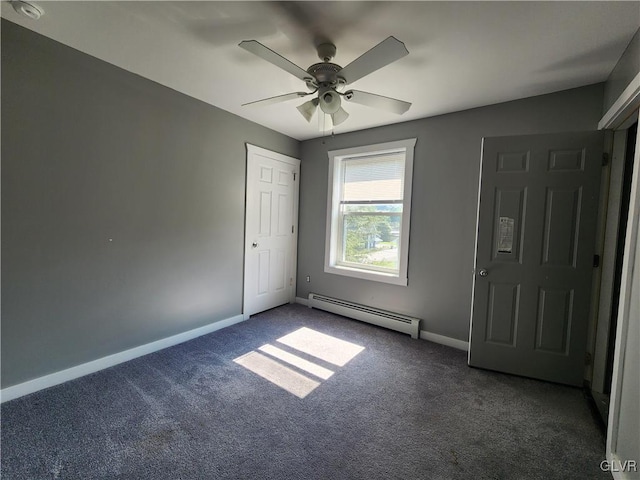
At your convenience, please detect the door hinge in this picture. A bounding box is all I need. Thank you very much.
[602,153,609,166]
[292,225,294,234]
[585,352,592,366]
[293,172,297,181]
[289,277,293,286]
[593,254,600,268]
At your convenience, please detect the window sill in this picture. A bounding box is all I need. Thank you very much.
[324,264,408,286]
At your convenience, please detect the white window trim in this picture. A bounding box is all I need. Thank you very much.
[324,138,417,286]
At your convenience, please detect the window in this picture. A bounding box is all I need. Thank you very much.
[325,138,416,285]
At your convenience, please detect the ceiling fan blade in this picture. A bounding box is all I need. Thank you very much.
[331,106,349,126]
[239,40,311,81]
[338,36,409,84]
[297,98,319,122]
[344,90,411,115]
[242,92,311,107]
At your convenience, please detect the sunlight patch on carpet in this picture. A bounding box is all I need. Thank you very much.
[234,328,365,398]
[276,327,365,366]
[258,344,334,380]
[234,351,320,399]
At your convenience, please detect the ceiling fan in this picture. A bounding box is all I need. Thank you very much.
[239,37,411,129]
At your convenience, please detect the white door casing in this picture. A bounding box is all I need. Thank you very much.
[597,67,640,474]
[605,120,640,474]
[243,144,300,319]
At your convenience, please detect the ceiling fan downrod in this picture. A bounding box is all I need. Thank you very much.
[316,43,337,63]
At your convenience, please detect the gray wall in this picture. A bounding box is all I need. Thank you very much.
[1,20,299,388]
[603,27,640,114]
[297,84,605,341]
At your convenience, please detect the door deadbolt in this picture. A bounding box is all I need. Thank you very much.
[477,269,488,277]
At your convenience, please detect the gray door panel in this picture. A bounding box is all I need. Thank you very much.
[469,131,604,386]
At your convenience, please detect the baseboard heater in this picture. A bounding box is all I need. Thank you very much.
[307,293,420,339]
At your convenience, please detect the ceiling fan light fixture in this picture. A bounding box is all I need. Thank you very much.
[319,89,341,115]
[297,98,318,123]
[331,106,349,126]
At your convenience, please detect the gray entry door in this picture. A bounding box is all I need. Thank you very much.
[469,131,604,386]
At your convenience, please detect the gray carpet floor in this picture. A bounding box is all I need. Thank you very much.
[1,303,608,479]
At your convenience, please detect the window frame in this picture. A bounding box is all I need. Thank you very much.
[324,138,417,286]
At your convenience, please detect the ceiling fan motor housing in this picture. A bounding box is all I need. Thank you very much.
[307,62,343,86]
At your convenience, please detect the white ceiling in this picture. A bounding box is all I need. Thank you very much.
[2,1,639,140]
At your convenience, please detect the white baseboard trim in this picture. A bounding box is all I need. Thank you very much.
[299,296,468,349]
[0,314,245,404]
[420,330,469,351]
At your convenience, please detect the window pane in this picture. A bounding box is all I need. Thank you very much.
[343,203,403,213]
[342,154,405,202]
[341,213,401,272]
